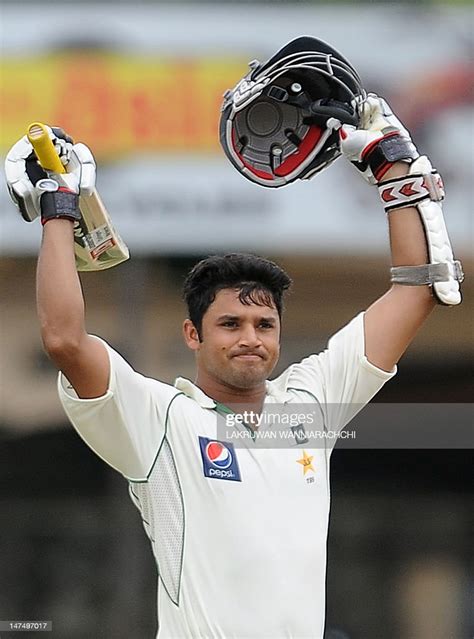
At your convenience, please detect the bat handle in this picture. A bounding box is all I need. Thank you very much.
[27,122,66,174]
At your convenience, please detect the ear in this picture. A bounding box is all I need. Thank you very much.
[183,319,201,351]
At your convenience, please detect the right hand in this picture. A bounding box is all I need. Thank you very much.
[339,94,418,184]
[5,126,96,223]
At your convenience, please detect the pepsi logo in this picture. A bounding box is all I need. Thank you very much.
[205,441,233,469]
[199,437,241,482]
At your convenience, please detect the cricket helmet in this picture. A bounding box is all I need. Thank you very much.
[219,36,366,188]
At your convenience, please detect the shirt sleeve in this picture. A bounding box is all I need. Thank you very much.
[276,312,396,434]
[58,336,181,480]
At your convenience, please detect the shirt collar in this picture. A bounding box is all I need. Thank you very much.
[265,378,293,403]
[174,377,216,409]
[174,376,292,408]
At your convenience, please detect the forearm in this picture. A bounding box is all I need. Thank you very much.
[384,163,428,267]
[37,220,87,354]
[384,178,436,328]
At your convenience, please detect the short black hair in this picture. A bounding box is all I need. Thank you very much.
[183,253,292,339]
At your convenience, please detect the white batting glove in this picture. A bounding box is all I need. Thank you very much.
[5,126,96,222]
[339,93,419,184]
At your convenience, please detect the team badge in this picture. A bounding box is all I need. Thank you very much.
[199,437,242,482]
[296,450,315,478]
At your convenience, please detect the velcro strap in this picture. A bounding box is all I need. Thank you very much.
[391,261,464,286]
[41,188,80,223]
[359,133,418,182]
[378,171,445,212]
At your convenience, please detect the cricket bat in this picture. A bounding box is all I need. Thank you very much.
[27,122,130,272]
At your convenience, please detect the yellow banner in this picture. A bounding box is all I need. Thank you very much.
[1,52,247,159]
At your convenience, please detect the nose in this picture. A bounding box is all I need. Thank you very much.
[238,324,262,348]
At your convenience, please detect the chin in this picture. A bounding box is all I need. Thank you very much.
[233,374,265,389]
[225,363,270,390]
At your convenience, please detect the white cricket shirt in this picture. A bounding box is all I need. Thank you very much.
[58,313,395,639]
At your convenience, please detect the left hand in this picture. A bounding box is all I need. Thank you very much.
[339,93,418,184]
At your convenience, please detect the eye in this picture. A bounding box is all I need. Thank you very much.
[221,320,238,328]
[259,320,274,329]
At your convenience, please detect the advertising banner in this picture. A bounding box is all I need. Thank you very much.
[1,5,472,254]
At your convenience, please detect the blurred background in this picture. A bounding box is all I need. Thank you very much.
[0,1,472,638]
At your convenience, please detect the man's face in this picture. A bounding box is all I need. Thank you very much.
[185,288,281,390]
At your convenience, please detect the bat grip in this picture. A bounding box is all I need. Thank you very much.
[27,122,66,174]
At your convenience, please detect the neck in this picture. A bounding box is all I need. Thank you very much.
[194,372,267,412]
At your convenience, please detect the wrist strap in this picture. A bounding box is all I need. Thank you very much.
[378,171,445,212]
[41,188,80,224]
[360,132,418,182]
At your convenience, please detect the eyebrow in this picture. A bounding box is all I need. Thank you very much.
[217,314,277,323]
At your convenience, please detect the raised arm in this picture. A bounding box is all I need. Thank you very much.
[37,218,109,397]
[5,128,109,398]
[340,95,463,371]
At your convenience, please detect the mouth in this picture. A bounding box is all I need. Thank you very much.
[232,354,264,362]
